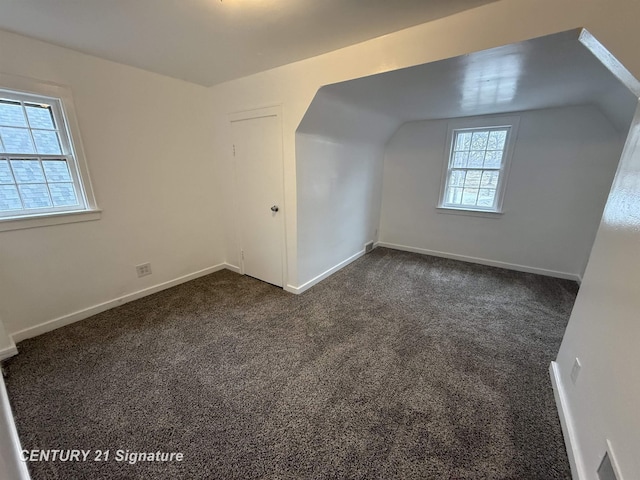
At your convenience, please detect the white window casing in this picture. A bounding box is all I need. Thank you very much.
[438,115,520,216]
[0,73,100,232]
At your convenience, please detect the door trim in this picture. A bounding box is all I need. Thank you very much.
[229,105,287,288]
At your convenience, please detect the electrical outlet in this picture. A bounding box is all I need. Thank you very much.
[136,263,152,278]
[570,357,582,384]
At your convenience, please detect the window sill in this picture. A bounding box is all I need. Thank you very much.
[0,209,102,232]
[436,206,504,218]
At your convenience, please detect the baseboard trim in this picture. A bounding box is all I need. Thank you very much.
[0,343,18,361]
[550,361,585,480]
[285,249,366,294]
[376,242,581,282]
[11,263,232,343]
[223,263,241,274]
[0,376,31,479]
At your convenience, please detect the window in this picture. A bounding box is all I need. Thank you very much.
[439,117,519,214]
[0,75,98,231]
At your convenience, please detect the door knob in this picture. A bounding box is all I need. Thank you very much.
[271,205,279,212]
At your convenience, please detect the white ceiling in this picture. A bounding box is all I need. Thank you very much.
[320,30,636,126]
[0,0,495,86]
[299,31,637,144]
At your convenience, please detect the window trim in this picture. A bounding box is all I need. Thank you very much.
[0,73,99,231]
[438,115,520,216]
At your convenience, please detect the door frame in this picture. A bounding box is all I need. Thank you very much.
[229,105,288,287]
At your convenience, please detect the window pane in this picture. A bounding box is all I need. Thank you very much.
[445,126,511,212]
[454,131,472,151]
[462,188,479,205]
[478,188,496,207]
[25,104,55,130]
[464,170,482,188]
[452,151,468,168]
[0,100,27,127]
[487,130,507,150]
[49,183,78,207]
[0,127,35,153]
[449,170,465,187]
[470,131,489,150]
[10,160,46,183]
[0,185,22,210]
[446,187,463,205]
[18,184,52,209]
[0,160,14,184]
[42,160,72,182]
[33,130,62,155]
[468,150,485,168]
[481,171,500,188]
[483,150,503,169]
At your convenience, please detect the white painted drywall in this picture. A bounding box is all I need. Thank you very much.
[0,376,29,480]
[379,105,625,279]
[0,318,13,357]
[0,30,225,338]
[594,84,638,135]
[556,103,640,480]
[296,135,382,286]
[295,90,397,286]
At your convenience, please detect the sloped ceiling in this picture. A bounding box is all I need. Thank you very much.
[298,30,637,154]
[319,30,636,129]
[0,0,496,86]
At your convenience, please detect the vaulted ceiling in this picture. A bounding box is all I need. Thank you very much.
[299,31,637,143]
[0,0,496,86]
[315,30,637,132]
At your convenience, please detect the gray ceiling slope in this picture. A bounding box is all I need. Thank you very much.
[0,0,496,86]
[316,30,637,132]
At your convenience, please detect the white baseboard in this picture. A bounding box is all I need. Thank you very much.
[0,376,31,479]
[223,263,241,274]
[0,343,18,361]
[376,242,581,283]
[285,249,366,294]
[11,263,234,343]
[550,361,585,480]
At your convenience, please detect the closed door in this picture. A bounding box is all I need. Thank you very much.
[231,108,284,287]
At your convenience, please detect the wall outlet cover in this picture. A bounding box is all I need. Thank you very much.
[136,263,152,278]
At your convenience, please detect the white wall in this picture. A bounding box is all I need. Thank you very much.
[0,30,225,339]
[295,90,397,287]
[0,376,29,480]
[379,105,625,279]
[295,136,381,286]
[555,104,640,480]
[0,318,13,358]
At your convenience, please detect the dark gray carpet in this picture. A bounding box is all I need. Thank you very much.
[5,248,575,479]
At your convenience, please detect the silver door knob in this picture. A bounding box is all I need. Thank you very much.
[271,205,279,212]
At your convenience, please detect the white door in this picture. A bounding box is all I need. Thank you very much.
[231,108,284,287]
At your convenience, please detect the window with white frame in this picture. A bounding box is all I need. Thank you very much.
[439,118,518,213]
[0,82,97,228]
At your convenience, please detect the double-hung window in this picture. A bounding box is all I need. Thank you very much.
[439,116,519,214]
[0,75,98,230]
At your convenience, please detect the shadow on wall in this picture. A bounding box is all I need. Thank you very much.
[295,89,399,287]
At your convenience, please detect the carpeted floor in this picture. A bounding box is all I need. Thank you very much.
[5,248,575,479]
